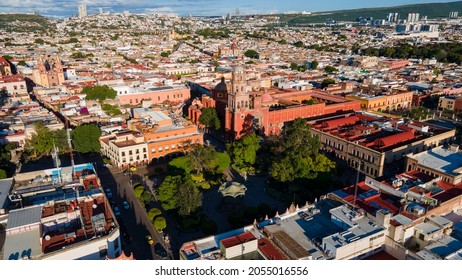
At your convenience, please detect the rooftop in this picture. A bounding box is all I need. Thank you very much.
[408,146,462,176]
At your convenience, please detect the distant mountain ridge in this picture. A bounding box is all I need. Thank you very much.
[0,13,53,32]
[278,1,462,25]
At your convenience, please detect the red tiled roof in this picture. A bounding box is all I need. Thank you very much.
[321,116,359,129]
[257,238,287,260]
[221,231,256,248]
[374,130,414,147]
[0,57,8,66]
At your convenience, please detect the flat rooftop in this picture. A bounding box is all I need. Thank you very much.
[408,146,462,176]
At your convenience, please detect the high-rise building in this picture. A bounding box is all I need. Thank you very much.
[236,8,240,17]
[386,12,399,22]
[98,8,103,15]
[449,11,459,19]
[78,3,87,18]
[407,13,419,22]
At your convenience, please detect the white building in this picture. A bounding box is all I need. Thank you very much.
[78,3,87,18]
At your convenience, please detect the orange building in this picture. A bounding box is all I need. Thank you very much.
[114,85,190,106]
[100,108,203,168]
[189,66,361,139]
[32,55,65,87]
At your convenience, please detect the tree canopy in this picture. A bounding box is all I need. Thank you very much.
[157,174,203,216]
[24,122,68,159]
[227,133,262,172]
[244,49,259,59]
[266,118,335,183]
[321,78,336,88]
[186,144,216,174]
[324,66,338,74]
[72,124,101,153]
[199,107,220,130]
[311,60,319,70]
[81,85,117,101]
[153,216,167,231]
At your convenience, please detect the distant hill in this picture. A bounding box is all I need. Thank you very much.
[0,13,54,32]
[279,1,462,25]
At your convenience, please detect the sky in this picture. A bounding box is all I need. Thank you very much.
[0,0,460,17]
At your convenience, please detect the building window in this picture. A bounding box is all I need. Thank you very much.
[165,146,169,151]
[122,151,125,157]
[144,154,147,159]
[171,144,176,149]
[136,149,139,154]
[129,150,133,155]
[158,96,160,101]
[143,148,147,153]
[151,148,156,153]
[158,147,163,152]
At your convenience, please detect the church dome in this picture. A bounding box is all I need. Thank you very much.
[214,77,228,92]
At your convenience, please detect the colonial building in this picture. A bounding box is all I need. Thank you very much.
[189,66,361,139]
[345,90,413,112]
[310,112,456,178]
[100,108,203,168]
[32,55,65,87]
[0,57,12,76]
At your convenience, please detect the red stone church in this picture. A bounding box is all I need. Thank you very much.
[189,66,361,139]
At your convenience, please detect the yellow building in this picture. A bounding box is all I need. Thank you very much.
[345,90,413,111]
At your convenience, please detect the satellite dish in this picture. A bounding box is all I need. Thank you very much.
[44,235,51,241]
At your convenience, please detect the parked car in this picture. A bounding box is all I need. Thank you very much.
[105,189,113,199]
[123,201,130,210]
[146,235,154,245]
[113,206,121,217]
[154,243,168,259]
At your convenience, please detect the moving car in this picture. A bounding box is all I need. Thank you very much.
[113,206,121,217]
[123,201,130,210]
[146,235,154,245]
[105,189,113,199]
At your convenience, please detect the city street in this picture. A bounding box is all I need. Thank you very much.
[98,166,168,260]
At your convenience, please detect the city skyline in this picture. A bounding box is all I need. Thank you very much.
[0,0,460,17]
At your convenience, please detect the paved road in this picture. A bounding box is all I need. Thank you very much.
[98,166,169,260]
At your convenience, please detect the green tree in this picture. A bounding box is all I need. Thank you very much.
[324,66,338,73]
[101,104,122,116]
[244,49,259,59]
[35,38,45,44]
[290,62,299,70]
[141,191,153,206]
[134,186,145,199]
[199,107,220,131]
[157,175,182,210]
[160,51,171,57]
[311,60,319,70]
[147,208,162,221]
[17,61,26,66]
[72,124,101,153]
[81,85,117,101]
[153,216,167,232]
[186,144,216,174]
[227,133,262,171]
[267,118,335,183]
[294,41,304,48]
[25,123,67,158]
[321,78,336,88]
[177,175,202,217]
[0,169,7,179]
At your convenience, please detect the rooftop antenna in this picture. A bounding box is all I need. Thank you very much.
[52,140,61,185]
[352,162,361,212]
